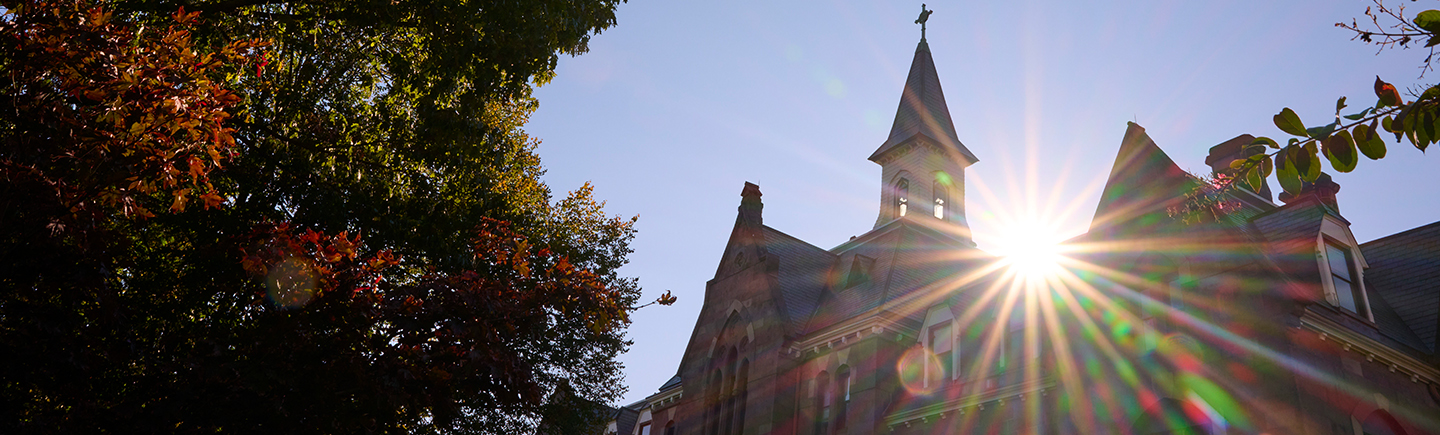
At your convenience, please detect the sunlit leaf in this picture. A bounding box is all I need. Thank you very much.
[1342,107,1372,121]
[1275,149,1301,195]
[1274,108,1308,137]
[1415,10,1440,33]
[1306,122,1337,140]
[1323,130,1358,172]
[1252,136,1280,149]
[1245,163,1264,191]
[1293,143,1321,182]
[1354,123,1388,160]
[1375,76,1403,107]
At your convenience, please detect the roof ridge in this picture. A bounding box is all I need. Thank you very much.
[1361,220,1440,246]
[761,225,836,257]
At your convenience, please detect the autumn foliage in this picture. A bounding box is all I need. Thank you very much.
[0,0,641,433]
[2,1,266,223]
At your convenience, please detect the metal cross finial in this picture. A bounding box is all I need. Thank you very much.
[915,4,934,41]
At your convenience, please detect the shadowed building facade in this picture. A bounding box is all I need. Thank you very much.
[599,34,1440,435]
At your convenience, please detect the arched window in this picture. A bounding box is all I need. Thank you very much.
[664,421,676,435]
[895,179,910,217]
[933,181,948,219]
[707,369,723,435]
[813,371,831,435]
[734,360,749,435]
[835,365,851,431]
[722,348,738,435]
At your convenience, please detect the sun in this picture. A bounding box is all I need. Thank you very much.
[992,219,1064,281]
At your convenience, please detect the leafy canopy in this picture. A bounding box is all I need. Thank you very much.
[0,0,651,433]
[1223,1,1438,199]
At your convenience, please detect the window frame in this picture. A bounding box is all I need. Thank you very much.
[895,178,910,217]
[1318,234,1372,321]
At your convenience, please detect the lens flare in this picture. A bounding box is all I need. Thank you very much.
[993,219,1065,282]
[266,256,317,308]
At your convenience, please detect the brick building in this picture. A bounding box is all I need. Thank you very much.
[601,34,1440,435]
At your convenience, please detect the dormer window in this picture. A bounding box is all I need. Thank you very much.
[896,179,910,217]
[1325,240,1367,316]
[928,322,952,386]
[933,181,947,219]
[844,255,874,288]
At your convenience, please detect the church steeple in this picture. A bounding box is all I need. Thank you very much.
[868,39,977,165]
[870,20,976,241]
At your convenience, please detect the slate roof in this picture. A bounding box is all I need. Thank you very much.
[612,401,642,435]
[1090,123,1198,236]
[761,226,837,335]
[1361,221,1440,353]
[655,374,682,392]
[800,218,995,335]
[1248,197,1328,285]
[869,40,978,165]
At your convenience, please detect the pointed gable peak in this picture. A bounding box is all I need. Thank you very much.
[1090,122,1195,232]
[869,39,977,165]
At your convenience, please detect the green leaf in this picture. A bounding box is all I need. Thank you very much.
[1342,107,1372,121]
[1424,111,1438,146]
[1275,149,1301,195]
[1294,144,1321,182]
[1245,163,1264,191]
[1306,122,1337,140]
[1323,130,1358,173]
[1429,37,1440,48]
[1274,108,1308,137]
[1260,153,1274,178]
[1422,85,1440,102]
[1354,123,1388,160]
[1252,136,1280,149]
[1415,10,1440,33]
[1335,96,1348,114]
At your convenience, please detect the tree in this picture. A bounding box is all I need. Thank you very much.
[0,0,651,433]
[1221,0,1439,199]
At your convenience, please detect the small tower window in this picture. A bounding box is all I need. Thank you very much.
[896,179,910,217]
[933,181,948,219]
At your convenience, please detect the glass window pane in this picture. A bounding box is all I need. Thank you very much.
[1327,244,1352,281]
[1334,275,1356,312]
[931,324,952,353]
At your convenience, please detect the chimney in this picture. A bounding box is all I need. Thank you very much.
[1204,134,1273,201]
[740,182,763,226]
[1278,173,1342,213]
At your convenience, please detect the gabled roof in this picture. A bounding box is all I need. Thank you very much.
[655,374,682,392]
[869,40,978,165]
[1090,123,1197,235]
[802,218,993,335]
[760,225,838,335]
[1361,221,1440,353]
[1248,197,1328,285]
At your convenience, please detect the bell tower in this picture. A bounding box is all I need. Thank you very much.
[870,13,977,241]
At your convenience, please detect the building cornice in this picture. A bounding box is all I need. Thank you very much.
[644,385,683,411]
[883,377,1056,429]
[1299,309,1440,385]
[787,315,910,358]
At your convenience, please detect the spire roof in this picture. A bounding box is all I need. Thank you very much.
[869,40,978,165]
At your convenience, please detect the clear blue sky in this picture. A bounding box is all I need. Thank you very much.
[526,1,1440,405]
